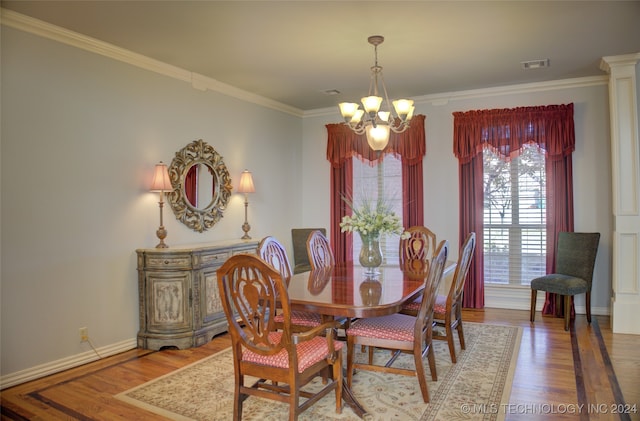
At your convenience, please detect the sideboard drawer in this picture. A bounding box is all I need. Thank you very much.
[200,251,230,266]
[144,255,192,269]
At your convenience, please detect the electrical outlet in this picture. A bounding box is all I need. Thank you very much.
[79,327,89,342]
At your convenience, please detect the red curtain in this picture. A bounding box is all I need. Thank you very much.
[542,156,575,316]
[453,104,575,310]
[326,115,426,264]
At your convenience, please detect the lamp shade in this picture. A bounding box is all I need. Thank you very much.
[237,170,255,194]
[150,162,172,192]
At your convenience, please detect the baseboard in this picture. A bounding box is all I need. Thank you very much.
[0,338,137,390]
[485,284,610,316]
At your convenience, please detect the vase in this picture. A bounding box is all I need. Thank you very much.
[359,233,383,274]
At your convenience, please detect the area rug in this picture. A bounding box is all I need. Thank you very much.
[117,322,521,421]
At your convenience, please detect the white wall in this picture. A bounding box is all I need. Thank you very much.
[302,78,613,314]
[1,26,303,383]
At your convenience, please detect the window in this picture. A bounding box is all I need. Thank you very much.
[483,144,546,285]
[351,155,403,264]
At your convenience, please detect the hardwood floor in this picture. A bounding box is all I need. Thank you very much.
[1,308,639,420]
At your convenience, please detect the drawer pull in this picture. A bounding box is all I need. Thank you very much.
[164,260,170,265]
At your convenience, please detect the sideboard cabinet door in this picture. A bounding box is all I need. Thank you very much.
[136,240,258,350]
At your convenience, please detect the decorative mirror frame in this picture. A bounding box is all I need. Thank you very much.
[167,139,232,232]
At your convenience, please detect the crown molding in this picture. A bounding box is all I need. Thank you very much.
[600,52,640,73]
[305,75,609,118]
[1,8,303,118]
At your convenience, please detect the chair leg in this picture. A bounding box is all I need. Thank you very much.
[530,289,537,322]
[586,292,592,323]
[289,386,300,421]
[564,295,571,331]
[457,320,466,351]
[413,346,431,403]
[427,343,437,381]
[333,349,343,414]
[445,322,457,364]
[233,381,243,420]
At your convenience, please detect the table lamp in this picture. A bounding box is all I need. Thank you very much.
[237,169,255,239]
[150,161,173,248]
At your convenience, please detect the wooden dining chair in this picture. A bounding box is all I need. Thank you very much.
[217,254,343,421]
[306,230,335,270]
[434,232,475,363]
[346,240,449,403]
[397,225,438,318]
[400,233,476,363]
[399,226,437,265]
[258,236,323,332]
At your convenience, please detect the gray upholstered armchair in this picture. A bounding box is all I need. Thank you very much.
[530,232,600,331]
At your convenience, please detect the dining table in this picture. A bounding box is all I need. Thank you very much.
[286,260,457,418]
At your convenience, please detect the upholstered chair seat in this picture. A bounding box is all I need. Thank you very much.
[401,294,446,314]
[274,311,323,328]
[531,274,589,296]
[346,313,416,341]
[241,331,344,372]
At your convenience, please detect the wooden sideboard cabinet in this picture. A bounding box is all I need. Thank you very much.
[136,239,258,350]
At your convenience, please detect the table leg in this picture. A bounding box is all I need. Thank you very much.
[341,379,370,419]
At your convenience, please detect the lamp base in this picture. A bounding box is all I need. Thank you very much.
[241,222,251,240]
[156,226,168,248]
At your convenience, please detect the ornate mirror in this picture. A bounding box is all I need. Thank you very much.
[167,139,232,232]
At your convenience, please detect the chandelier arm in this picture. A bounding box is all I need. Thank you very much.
[389,124,409,134]
[350,123,366,135]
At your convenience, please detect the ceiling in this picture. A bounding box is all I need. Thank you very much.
[2,1,640,112]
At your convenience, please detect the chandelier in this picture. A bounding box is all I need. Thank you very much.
[338,35,415,151]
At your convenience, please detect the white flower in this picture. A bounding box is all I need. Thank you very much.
[340,195,409,238]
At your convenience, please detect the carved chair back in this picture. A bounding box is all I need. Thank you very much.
[400,226,437,265]
[257,236,293,287]
[307,230,335,270]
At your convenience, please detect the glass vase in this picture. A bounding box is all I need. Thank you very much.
[359,232,383,274]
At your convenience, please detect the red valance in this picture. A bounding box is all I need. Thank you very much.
[453,104,574,164]
[326,114,426,166]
